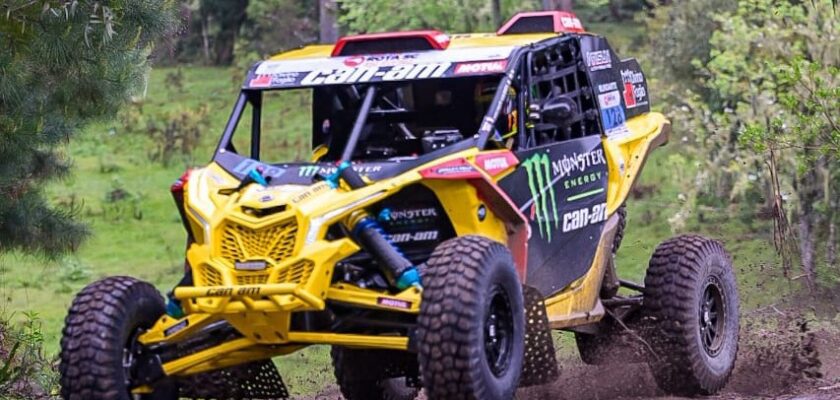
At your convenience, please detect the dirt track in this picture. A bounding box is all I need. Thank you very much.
[304,310,840,400]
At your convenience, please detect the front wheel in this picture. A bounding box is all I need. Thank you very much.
[59,276,177,400]
[643,235,740,396]
[417,236,525,400]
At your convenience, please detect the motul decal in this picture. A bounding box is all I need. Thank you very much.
[454,60,508,75]
[377,297,412,309]
[475,152,519,176]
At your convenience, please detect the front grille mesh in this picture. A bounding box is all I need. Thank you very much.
[201,266,224,286]
[236,274,269,285]
[219,219,297,263]
[273,260,315,284]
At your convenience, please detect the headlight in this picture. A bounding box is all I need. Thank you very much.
[187,206,212,243]
[305,191,385,245]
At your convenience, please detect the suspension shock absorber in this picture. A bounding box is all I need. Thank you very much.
[346,210,420,290]
[326,86,420,289]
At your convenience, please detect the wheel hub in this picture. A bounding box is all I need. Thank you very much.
[484,286,514,377]
[699,277,726,356]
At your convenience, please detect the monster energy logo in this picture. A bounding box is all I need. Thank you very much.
[522,153,559,242]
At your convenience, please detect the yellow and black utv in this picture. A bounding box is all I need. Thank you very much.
[59,11,740,400]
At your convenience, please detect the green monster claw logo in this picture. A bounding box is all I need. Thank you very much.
[522,153,559,242]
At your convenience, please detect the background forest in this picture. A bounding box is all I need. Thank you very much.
[0,0,837,398]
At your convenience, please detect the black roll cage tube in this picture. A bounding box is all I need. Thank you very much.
[212,36,573,162]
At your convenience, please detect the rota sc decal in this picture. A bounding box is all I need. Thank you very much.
[522,153,559,242]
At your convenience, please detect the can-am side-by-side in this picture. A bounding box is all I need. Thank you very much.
[59,11,740,400]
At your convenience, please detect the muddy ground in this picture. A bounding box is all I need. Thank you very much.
[304,308,840,400]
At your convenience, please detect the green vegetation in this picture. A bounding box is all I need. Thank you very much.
[0,0,837,397]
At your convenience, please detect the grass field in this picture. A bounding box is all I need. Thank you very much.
[0,62,794,395]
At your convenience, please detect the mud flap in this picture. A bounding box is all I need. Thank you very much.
[518,286,559,387]
[178,360,289,399]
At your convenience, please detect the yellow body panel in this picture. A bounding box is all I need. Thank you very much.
[139,146,525,375]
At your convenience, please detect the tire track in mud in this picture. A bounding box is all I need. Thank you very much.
[303,310,840,400]
[519,310,840,400]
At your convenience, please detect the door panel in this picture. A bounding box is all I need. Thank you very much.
[499,135,608,296]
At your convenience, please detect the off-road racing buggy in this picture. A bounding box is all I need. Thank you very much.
[59,11,740,400]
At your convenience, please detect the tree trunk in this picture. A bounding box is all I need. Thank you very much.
[557,0,573,11]
[609,0,622,19]
[798,212,815,288]
[491,0,502,28]
[796,166,820,289]
[828,219,837,268]
[543,0,573,10]
[201,14,211,64]
[319,0,338,43]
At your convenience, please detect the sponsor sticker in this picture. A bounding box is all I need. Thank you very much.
[563,171,603,190]
[560,15,584,31]
[586,50,612,71]
[248,74,272,88]
[298,165,382,177]
[601,105,626,133]
[232,159,285,179]
[270,72,299,86]
[562,203,607,232]
[620,69,648,108]
[454,60,508,75]
[597,90,621,109]
[435,164,475,175]
[522,153,559,242]
[300,63,451,85]
[342,53,418,67]
[387,230,439,243]
[551,149,607,180]
[483,156,510,171]
[377,297,412,310]
[379,207,438,221]
[476,152,518,175]
[598,82,617,93]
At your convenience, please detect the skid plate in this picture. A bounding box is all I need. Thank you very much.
[178,360,289,399]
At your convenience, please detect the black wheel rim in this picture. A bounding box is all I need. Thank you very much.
[484,285,514,377]
[700,277,725,356]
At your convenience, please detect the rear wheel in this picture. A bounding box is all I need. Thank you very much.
[417,236,525,400]
[331,347,419,400]
[59,276,177,400]
[643,234,740,395]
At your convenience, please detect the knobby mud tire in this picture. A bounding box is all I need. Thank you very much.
[643,234,740,396]
[417,235,525,400]
[59,276,176,400]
